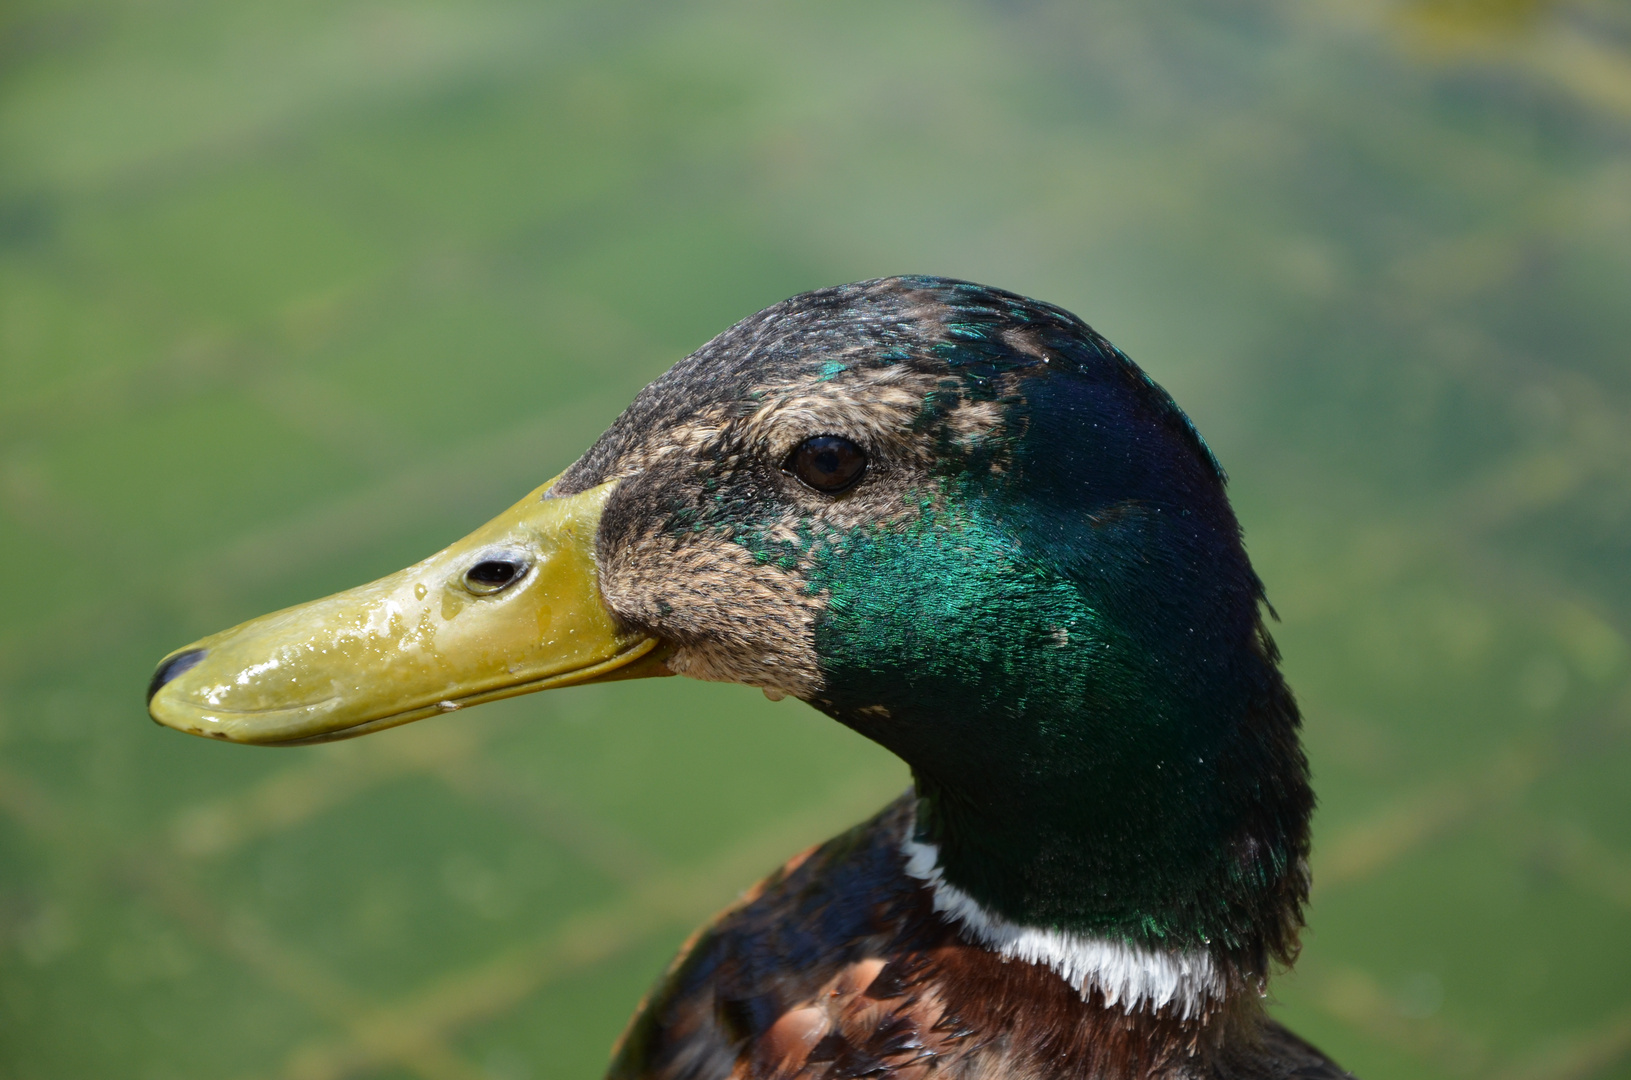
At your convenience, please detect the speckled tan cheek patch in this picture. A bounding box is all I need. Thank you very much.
[599,521,827,700]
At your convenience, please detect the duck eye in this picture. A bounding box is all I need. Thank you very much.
[785,435,867,494]
[464,557,528,595]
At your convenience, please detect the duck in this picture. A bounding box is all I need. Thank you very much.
[147,276,1350,1080]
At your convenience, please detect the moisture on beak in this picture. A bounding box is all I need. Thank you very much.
[146,480,667,745]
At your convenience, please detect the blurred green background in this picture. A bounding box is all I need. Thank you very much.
[3,0,1630,1077]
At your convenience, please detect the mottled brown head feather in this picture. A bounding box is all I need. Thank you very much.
[553,278,1020,698]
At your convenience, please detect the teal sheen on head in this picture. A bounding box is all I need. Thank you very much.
[551,277,1311,978]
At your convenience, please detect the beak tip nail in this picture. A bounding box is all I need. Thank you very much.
[148,648,208,705]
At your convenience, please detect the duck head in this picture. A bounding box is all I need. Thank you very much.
[148,276,1311,983]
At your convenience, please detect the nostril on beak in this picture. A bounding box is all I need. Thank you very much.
[147,649,207,704]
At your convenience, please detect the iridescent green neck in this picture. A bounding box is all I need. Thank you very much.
[802,485,1311,975]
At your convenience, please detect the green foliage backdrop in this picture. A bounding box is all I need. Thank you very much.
[3,1,1630,1077]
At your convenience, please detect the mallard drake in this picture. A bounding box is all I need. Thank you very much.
[147,277,1349,1079]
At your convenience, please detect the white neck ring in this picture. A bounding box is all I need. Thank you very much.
[899,831,1228,1019]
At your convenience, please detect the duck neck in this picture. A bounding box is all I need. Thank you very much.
[821,653,1312,1011]
[805,482,1313,995]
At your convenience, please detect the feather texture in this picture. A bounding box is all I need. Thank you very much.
[610,797,1349,1080]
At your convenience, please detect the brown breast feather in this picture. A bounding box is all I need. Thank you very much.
[607,796,1352,1080]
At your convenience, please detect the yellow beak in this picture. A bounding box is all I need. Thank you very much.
[146,479,667,745]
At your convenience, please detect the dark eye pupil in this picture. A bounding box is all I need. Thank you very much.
[787,435,867,493]
[467,560,522,587]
